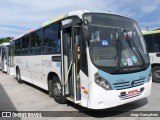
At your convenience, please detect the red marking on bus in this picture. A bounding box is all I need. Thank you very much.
[83,89,88,94]
[81,87,85,89]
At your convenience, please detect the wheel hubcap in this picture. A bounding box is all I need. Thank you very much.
[53,82,61,97]
[154,70,160,79]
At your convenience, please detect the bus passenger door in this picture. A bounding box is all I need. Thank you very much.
[61,27,73,97]
[73,27,81,102]
[61,26,81,103]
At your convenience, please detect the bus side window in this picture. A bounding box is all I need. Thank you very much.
[154,33,160,52]
[36,30,42,54]
[22,36,30,55]
[31,32,36,55]
[43,23,60,54]
[144,34,153,52]
[22,37,25,55]
[15,39,21,55]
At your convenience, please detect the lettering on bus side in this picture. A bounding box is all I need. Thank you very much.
[41,60,52,67]
[16,58,22,64]
[35,63,41,68]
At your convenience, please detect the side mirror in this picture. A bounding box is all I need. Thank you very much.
[82,26,90,41]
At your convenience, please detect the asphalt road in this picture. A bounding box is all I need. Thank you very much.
[0,71,160,120]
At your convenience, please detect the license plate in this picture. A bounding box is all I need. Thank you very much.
[128,90,138,96]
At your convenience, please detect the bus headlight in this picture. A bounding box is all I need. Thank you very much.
[94,74,111,90]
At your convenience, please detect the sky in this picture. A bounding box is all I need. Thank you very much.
[0,0,160,38]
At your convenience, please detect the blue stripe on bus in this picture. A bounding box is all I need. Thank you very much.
[98,66,151,90]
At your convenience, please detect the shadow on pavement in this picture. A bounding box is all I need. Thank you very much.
[18,80,148,117]
[0,83,21,120]
[66,98,148,117]
[22,81,48,94]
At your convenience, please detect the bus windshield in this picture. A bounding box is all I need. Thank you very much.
[83,13,149,73]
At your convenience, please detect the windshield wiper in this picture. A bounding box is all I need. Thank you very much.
[123,28,145,66]
[115,30,122,72]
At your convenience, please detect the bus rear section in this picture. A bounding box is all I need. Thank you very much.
[12,11,152,109]
[1,43,10,72]
[143,30,160,83]
[7,40,15,75]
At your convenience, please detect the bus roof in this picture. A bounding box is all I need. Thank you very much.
[41,15,65,27]
[142,30,160,35]
[12,10,134,41]
[12,10,89,41]
[41,10,89,27]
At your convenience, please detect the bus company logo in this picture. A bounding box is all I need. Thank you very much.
[41,60,52,67]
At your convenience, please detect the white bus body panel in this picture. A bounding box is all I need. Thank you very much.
[15,54,61,91]
[7,67,15,75]
[79,70,89,107]
[149,53,160,64]
[3,59,8,72]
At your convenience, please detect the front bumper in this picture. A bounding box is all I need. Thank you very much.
[88,80,152,109]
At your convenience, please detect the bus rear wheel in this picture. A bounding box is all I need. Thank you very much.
[16,68,23,83]
[152,66,160,83]
[52,76,67,104]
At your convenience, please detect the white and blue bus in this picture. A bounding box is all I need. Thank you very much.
[0,44,2,70]
[0,45,2,70]
[11,10,152,109]
[0,42,10,72]
[143,30,160,83]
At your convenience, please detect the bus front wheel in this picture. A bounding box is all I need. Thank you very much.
[16,68,23,83]
[152,66,160,83]
[52,76,67,104]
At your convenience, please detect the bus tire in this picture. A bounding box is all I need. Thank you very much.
[48,80,53,97]
[152,66,160,83]
[52,76,67,104]
[16,68,23,83]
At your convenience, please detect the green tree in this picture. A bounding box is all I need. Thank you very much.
[0,37,13,44]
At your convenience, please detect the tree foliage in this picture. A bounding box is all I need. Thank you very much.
[0,37,13,44]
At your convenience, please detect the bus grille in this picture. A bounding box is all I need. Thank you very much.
[113,78,146,90]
